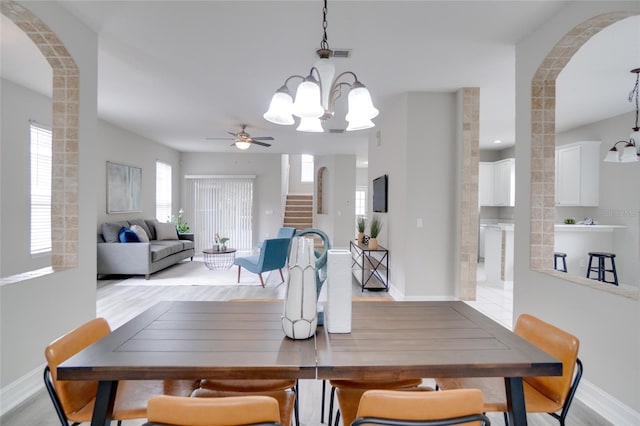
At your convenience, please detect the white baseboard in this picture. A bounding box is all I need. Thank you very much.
[577,378,640,425]
[0,363,45,416]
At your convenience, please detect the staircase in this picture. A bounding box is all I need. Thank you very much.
[284,194,313,230]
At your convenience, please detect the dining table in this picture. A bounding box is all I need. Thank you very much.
[57,300,562,426]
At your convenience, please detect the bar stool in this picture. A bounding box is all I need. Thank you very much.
[554,252,567,273]
[586,252,618,285]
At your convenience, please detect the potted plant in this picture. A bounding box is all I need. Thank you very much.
[356,216,366,244]
[369,215,382,249]
[215,233,230,251]
[170,209,190,233]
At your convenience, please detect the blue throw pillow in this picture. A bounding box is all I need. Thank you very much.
[118,226,140,243]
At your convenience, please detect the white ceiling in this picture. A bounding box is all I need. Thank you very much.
[2,1,639,165]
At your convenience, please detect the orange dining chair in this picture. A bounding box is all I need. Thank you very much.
[44,317,198,426]
[142,394,282,426]
[436,314,582,426]
[351,388,490,426]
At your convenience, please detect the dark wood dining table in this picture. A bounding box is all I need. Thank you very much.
[57,300,561,426]
[316,301,562,426]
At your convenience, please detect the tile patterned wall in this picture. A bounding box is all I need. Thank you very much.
[459,87,480,300]
[2,1,79,271]
[529,12,636,273]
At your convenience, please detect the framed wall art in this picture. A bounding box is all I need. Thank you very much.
[107,161,142,213]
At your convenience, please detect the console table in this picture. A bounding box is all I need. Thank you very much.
[350,240,389,291]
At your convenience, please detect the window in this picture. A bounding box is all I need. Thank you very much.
[30,122,52,255]
[301,154,314,183]
[156,161,172,222]
[355,187,367,216]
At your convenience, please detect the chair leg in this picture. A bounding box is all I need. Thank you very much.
[237,265,241,283]
[258,273,265,287]
[294,380,300,426]
[43,367,70,426]
[328,385,336,426]
[279,268,285,283]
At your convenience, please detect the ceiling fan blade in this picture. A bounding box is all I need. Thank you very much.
[251,136,275,141]
[250,140,272,147]
[205,137,233,140]
[227,131,238,137]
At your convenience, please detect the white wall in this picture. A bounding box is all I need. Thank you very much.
[370,92,459,299]
[180,152,283,245]
[515,1,640,416]
[0,79,52,276]
[95,120,181,228]
[0,1,99,408]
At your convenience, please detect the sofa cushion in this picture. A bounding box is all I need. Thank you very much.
[181,240,195,250]
[156,222,179,240]
[102,222,128,243]
[129,219,153,239]
[118,227,140,243]
[131,224,150,242]
[145,219,158,240]
[150,241,185,261]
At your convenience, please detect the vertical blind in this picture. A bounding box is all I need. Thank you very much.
[30,121,52,255]
[185,176,254,252]
[156,161,172,222]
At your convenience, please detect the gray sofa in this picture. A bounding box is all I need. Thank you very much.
[97,218,195,279]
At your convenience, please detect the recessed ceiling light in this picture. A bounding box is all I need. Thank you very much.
[493,139,502,144]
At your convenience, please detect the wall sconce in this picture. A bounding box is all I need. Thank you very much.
[604,67,640,163]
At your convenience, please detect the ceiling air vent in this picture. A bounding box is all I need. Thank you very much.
[329,128,345,134]
[332,49,351,58]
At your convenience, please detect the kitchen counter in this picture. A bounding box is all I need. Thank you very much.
[483,224,514,284]
[555,224,626,232]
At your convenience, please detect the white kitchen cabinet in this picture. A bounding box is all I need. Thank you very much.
[493,158,515,206]
[479,162,494,206]
[479,159,515,207]
[555,141,600,206]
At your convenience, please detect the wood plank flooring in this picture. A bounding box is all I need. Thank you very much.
[1,260,611,425]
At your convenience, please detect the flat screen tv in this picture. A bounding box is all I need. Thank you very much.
[372,174,388,212]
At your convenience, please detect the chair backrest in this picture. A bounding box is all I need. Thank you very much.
[276,227,297,239]
[257,238,292,272]
[144,395,281,426]
[515,314,580,406]
[44,317,111,417]
[354,389,489,426]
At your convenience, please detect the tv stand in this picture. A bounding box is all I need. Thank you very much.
[350,240,389,292]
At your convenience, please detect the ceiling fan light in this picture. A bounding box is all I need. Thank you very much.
[621,142,638,162]
[292,78,324,118]
[264,90,294,125]
[234,141,251,150]
[603,147,620,163]
[296,117,324,132]
[346,83,379,121]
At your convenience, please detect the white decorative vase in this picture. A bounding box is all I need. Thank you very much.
[281,237,318,340]
[326,249,352,333]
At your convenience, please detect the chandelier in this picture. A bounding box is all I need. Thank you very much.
[604,67,640,163]
[263,0,378,132]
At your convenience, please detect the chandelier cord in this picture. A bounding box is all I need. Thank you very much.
[629,70,639,130]
[320,0,329,50]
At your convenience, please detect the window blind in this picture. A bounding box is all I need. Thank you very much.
[185,176,254,252]
[156,161,172,222]
[30,122,52,255]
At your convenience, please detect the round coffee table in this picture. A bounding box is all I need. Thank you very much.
[202,248,236,271]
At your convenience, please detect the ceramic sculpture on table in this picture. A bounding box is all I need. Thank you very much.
[281,236,318,340]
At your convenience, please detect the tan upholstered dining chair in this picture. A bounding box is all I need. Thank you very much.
[44,317,197,426]
[352,388,490,426]
[436,314,582,426]
[142,394,282,426]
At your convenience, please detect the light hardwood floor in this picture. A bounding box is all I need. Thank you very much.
[1,260,611,426]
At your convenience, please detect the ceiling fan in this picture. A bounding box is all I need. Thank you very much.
[206,124,274,150]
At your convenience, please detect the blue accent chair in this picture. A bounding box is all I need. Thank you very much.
[234,237,292,287]
[256,227,297,249]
